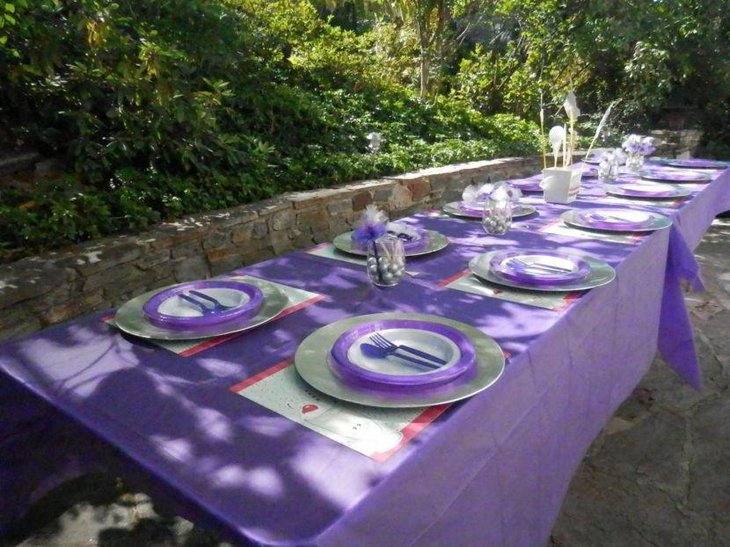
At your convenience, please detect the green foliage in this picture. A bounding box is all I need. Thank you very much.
[2,0,728,257]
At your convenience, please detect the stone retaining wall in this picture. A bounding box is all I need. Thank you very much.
[0,131,700,340]
[1,156,544,339]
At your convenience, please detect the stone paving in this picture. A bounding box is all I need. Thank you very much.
[1,218,728,547]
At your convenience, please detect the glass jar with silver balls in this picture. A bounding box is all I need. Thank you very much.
[366,235,406,287]
[482,195,512,235]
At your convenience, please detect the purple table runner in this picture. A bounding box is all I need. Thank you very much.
[1,164,728,545]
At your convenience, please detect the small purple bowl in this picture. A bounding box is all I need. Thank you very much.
[330,319,476,391]
[143,280,264,330]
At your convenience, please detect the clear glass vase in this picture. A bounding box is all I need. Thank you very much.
[482,196,512,235]
[625,152,645,173]
[597,160,619,183]
[366,235,405,287]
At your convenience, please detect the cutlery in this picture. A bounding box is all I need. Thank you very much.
[177,293,211,314]
[360,343,440,370]
[369,333,448,365]
[593,212,646,223]
[188,290,236,311]
[388,230,415,242]
[511,258,573,274]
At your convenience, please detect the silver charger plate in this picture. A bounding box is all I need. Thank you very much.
[294,312,505,408]
[469,250,616,292]
[113,277,289,340]
[442,202,537,219]
[561,209,672,233]
[333,229,448,257]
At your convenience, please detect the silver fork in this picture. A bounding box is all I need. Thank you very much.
[369,333,448,365]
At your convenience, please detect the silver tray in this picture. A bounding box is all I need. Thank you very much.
[113,277,289,340]
[332,229,448,257]
[294,313,505,408]
[469,250,616,293]
[442,202,537,219]
[561,209,672,233]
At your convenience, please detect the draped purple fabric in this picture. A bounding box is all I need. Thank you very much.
[1,167,728,545]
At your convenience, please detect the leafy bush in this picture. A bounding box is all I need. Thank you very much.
[0,0,536,257]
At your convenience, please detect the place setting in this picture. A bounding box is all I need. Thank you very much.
[443,181,537,220]
[604,180,692,200]
[468,248,615,293]
[495,174,544,194]
[638,168,713,184]
[332,205,448,258]
[294,312,505,408]
[651,158,729,170]
[113,277,290,341]
[561,207,672,233]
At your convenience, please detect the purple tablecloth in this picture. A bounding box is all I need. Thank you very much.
[1,167,729,545]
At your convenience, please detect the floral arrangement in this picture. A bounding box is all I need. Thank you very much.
[622,134,656,156]
[462,179,522,205]
[352,204,387,246]
[599,148,626,166]
[597,148,626,181]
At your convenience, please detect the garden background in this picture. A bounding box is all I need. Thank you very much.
[1,0,728,258]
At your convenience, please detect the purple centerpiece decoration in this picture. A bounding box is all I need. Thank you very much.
[489,250,591,286]
[352,205,388,246]
[143,280,264,329]
[330,319,476,391]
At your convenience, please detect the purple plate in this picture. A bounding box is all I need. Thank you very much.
[330,319,476,390]
[639,169,712,183]
[489,250,591,286]
[606,183,690,199]
[583,155,603,165]
[458,200,485,215]
[575,208,654,231]
[580,165,599,177]
[661,158,729,170]
[508,177,543,193]
[143,280,264,329]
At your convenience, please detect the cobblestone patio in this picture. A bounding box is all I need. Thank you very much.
[2,218,728,547]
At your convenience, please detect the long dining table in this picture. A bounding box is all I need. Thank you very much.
[1,161,729,546]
